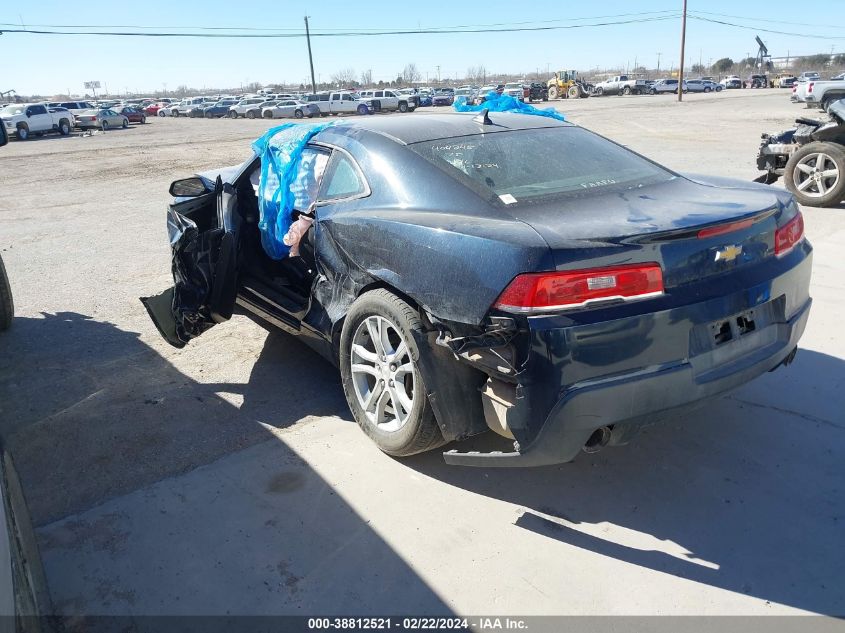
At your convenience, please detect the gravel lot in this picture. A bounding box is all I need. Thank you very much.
[1,90,844,622]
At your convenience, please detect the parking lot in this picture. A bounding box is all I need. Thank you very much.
[1,89,844,621]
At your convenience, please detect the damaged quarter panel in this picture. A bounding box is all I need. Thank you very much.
[312,127,554,326]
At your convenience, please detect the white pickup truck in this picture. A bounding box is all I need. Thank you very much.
[306,91,376,116]
[593,75,648,96]
[1,103,74,140]
[357,89,418,112]
[794,79,845,109]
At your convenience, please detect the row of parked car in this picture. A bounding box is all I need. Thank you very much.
[147,88,431,121]
[0,100,149,139]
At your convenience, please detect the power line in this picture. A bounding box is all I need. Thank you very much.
[0,10,679,33]
[688,9,845,31]
[689,15,845,40]
[0,15,681,39]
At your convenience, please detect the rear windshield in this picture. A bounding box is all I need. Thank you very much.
[409,127,674,204]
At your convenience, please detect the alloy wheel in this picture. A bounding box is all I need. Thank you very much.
[793,152,841,198]
[350,315,417,433]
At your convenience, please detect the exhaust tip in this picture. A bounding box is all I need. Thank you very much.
[583,426,612,454]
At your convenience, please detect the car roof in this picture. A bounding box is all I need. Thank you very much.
[320,112,571,145]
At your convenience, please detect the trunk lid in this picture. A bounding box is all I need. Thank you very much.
[504,176,792,288]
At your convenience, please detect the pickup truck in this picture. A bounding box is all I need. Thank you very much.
[306,91,375,115]
[797,80,845,110]
[357,89,418,112]
[593,75,648,96]
[1,102,74,140]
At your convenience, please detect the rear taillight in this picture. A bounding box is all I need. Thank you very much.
[493,264,664,313]
[808,82,814,93]
[775,212,804,256]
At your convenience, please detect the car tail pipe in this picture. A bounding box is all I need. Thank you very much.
[582,426,612,454]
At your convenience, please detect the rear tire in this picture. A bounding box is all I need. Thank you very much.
[246,110,256,119]
[623,86,632,96]
[0,254,13,331]
[294,109,304,119]
[567,85,581,99]
[102,120,109,131]
[339,289,445,457]
[122,118,128,128]
[140,116,146,124]
[59,119,71,136]
[785,141,845,207]
[595,87,604,96]
[158,110,166,117]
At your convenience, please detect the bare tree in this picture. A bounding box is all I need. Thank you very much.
[360,69,373,87]
[401,63,421,85]
[331,68,357,87]
[466,65,487,84]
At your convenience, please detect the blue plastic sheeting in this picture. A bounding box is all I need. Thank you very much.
[454,92,566,122]
[251,122,337,259]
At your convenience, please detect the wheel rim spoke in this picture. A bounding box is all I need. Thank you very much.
[796,163,814,175]
[351,343,378,363]
[389,340,407,364]
[351,363,378,378]
[817,178,827,194]
[796,177,814,191]
[362,380,385,416]
[821,169,839,179]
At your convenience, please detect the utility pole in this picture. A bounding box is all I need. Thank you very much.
[304,16,317,94]
[677,0,687,102]
[657,52,662,74]
[436,65,441,84]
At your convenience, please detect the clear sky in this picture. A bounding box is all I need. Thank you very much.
[2,0,843,96]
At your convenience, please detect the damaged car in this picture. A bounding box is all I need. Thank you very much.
[755,99,845,207]
[143,113,812,466]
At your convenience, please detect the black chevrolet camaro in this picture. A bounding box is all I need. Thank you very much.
[143,113,812,466]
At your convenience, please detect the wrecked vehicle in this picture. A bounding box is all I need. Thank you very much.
[756,99,845,207]
[143,113,812,466]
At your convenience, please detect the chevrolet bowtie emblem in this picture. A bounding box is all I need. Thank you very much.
[714,244,743,262]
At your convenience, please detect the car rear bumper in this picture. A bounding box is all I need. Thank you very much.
[444,247,812,467]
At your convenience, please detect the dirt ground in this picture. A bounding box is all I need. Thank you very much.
[1,90,844,622]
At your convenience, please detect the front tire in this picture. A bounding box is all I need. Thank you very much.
[339,290,445,457]
[785,142,845,207]
[16,124,29,140]
[228,110,238,119]
[398,102,408,113]
[246,110,256,119]
[122,118,128,128]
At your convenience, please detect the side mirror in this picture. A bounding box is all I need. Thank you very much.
[169,177,211,198]
[26,111,32,118]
